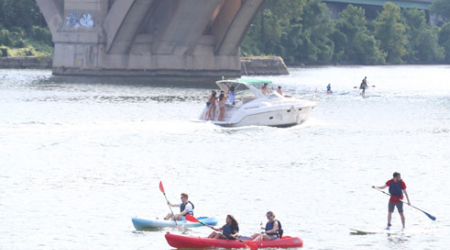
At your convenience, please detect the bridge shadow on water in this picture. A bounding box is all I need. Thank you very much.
[40,75,223,89]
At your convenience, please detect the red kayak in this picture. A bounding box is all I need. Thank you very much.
[165,232,303,249]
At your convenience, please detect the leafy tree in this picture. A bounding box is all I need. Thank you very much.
[374,2,408,64]
[429,0,450,24]
[402,8,444,63]
[333,5,385,64]
[438,22,450,63]
[290,0,335,64]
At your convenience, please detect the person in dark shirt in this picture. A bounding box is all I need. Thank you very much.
[207,215,239,240]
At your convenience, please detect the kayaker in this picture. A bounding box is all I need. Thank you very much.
[207,214,239,240]
[372,172,411,230]
[164,193,194,221]
[252,211,283,241]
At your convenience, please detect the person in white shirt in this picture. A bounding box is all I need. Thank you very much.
[164,192,194,221]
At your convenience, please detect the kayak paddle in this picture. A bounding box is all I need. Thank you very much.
[159,181,178,226]
[185,215,258,250]
[185,214,216,230]
[374,188,436,221]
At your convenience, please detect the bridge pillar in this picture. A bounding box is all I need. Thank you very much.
[36,0,265,78]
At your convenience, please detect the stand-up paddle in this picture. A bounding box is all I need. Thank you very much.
[159,181,178,226]
[373,188,436,221]
[185,215,257,250]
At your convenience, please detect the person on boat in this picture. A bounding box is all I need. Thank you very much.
[372,172,411,230]
[218,93,226,121]
[360,77,368,97]
[276,86,284,96]
[205,91,217,120]
[228,86,236,105]
[207,214,239,240]
[164,192,195,221]
[252,211,283,241]
[262,83,270,95]
[206,90,214,109]
[327,84,332,93]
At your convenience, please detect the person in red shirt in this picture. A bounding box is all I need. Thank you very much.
[372,172,411,230]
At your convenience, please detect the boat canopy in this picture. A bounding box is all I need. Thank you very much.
[215,78,272,99]
[238,79,273,85]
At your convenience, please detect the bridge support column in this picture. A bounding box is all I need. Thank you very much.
[36,0,266,78]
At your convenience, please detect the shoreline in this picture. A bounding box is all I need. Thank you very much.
[0,56,290,76]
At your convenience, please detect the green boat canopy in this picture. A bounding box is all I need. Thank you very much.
[237,78,273,85]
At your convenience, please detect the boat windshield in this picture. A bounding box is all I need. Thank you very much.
[216,81,259,104]
[267,92,282,99]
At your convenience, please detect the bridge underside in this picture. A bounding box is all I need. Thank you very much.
[36,0,265,78]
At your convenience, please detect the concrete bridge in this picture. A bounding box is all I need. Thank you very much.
[36,0,264,78]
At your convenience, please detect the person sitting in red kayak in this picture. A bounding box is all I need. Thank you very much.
[252,211,283,241]
[164,192,194,221]
[207,214,239,240]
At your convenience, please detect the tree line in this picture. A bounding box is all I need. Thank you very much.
[1,0,450,64]
[241,0,450,65]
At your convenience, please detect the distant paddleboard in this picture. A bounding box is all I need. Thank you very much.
[350,228,404,235]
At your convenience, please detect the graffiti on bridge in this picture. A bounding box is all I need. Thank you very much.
[73,47,97,68]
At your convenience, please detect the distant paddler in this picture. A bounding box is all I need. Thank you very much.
[326,83,332,93]
[360,77,368,97]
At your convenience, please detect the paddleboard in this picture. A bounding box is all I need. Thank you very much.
[350,228,404,235]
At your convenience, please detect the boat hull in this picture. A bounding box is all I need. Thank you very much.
[200,104,315,127]
[132,217,218,230]
[165,233,303,249]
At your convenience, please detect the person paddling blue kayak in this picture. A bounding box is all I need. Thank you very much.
[164,192,195,221]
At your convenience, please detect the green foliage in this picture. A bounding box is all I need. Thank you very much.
[0,29,13,46]
[30,26,52,44]
[0,0,46,30]
[0,0,52,56]
[293,0,335,64]
[402,8,444,63]
[438,22,450,63]
[14,39,25,48]
[0,46,10,57]
[430,0,450,25]
[333,5,385,64]
[374,3,408,64]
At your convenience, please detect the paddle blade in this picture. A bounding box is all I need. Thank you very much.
[159,181,165,193]
[185,214,199,223]
[424,211,436,221]
[242,241,258,250]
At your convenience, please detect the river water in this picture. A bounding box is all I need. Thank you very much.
[1,66,449,250]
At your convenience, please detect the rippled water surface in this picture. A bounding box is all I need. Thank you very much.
[1,66,449,250]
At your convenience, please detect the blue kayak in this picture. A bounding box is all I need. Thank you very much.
[132,216,218,230]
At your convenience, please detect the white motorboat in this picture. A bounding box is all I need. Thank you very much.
[199,79,318,127]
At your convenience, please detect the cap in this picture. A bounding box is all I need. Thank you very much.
[266,211,274,216]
